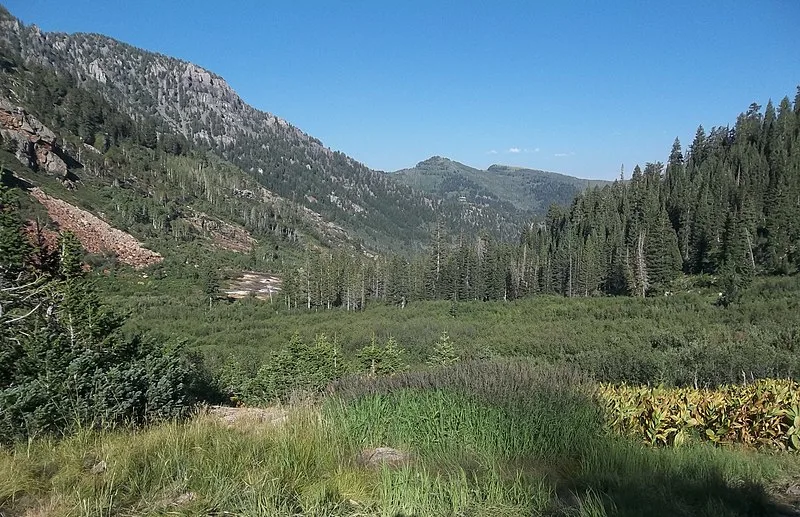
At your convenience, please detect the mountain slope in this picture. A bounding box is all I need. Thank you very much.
[392,156,612,215]
[0,45,360,274]
[0,6,519,251]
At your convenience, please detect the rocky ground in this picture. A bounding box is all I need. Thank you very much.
[29,187,162,269]
[224,271,282,300]
[187,212,256,253]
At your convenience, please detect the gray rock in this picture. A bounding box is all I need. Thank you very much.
[90,460,107,475]
[0,96,68,176]
[174,492,197,505]
[358,446,409,467]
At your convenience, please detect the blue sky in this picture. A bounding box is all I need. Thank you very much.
[5,1,800,179]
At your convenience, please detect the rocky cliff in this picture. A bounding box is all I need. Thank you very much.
[0,95,68,176]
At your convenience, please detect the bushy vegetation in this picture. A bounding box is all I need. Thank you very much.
[1,184,210,442]
[220,333,346,405]
[97,267,800,389]
[600,379,800,450]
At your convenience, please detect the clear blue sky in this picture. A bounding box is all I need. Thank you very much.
[5,1,800,179]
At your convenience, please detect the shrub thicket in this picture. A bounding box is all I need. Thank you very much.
[219,333,346,404]
[600,379,800,450]
[1,184,209,441]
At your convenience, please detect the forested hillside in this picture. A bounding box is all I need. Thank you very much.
[0,42,360,273]
[0,6,521,251]
[392,156,610,216]
[278,93,800,306]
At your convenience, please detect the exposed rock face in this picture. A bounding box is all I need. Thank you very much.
[29,187,163,269]
[0,96,68,176]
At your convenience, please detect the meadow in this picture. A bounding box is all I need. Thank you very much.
[4,270,800,516]
[98,271,800,387]
[3,362,799,517]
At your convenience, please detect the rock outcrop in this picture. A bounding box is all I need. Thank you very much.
[0,96,68,176]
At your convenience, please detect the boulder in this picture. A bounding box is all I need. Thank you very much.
[358,446,410,468]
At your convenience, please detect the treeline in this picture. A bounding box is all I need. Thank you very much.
[280,91,800,308]
[280,229,520,309]
[522,90,800,296]
[523,93,800,297]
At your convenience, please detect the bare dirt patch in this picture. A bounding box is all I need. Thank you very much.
[225,271,282,300]
[29,187,162,269]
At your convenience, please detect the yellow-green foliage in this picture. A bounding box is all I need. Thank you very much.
[599,379,800,450]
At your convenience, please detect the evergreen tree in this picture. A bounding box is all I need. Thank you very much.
[0,183,29,279]
[427,331,459,367]
[1,193,204,441]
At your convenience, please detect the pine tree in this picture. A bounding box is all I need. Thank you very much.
[0,184,29,280]
[427,331,459,367]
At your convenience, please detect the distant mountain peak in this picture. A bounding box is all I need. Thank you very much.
[393,159,612,214]
[416,155,453,166]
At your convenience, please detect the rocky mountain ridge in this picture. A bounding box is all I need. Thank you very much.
[0,52,359,269]
[0,6,520,250]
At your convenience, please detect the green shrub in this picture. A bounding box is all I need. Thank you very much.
[356,335,408,376]
[0,331,201,441]
[1,189,209,441]
[235,333,346,404]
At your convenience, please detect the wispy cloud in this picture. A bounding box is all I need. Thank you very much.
[487,149,498,155]
[554,152,575,157]
[499,147,539,155]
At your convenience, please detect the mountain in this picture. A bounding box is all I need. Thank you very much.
[0,6,522,252]
[392,156,612,215]
[0,47,353,270]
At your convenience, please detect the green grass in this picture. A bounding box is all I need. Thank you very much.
[3,363,798,516]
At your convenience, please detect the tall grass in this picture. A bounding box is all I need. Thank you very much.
[328,361,601,463]
[2,362,798,516]
[326,361,796,517]
[1,408,370,516]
